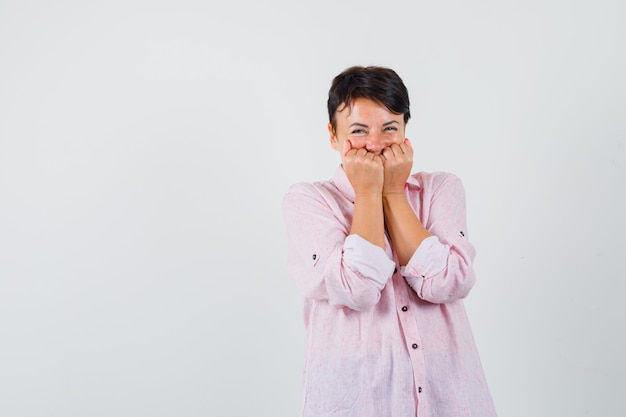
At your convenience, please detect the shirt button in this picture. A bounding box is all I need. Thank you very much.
[402,306,408,312]
[418,387,423,393]
[412,343,418,349]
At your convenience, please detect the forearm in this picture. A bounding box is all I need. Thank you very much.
[283,183,393,310]
[351,193,385,249]
[383,193,430,265]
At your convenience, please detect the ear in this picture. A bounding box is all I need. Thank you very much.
[328,123,339,151]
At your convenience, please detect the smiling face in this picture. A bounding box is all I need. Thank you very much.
[329,97,406,157]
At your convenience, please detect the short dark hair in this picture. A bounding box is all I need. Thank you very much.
[327,66,411,131]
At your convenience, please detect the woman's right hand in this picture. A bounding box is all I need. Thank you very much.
[342,139,384,197]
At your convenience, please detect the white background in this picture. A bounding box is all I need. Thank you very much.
[1,1,624,416]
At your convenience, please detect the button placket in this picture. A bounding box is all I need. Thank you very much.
[392,276,426,402]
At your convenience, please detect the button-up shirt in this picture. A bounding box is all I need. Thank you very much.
[282,166,497,417]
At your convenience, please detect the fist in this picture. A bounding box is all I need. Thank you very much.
[342,139,384,196]
[381,138,413,195]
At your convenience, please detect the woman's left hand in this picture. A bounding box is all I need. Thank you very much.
[381,138,413,196]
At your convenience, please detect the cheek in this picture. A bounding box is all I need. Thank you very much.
[347,136,368,148]
[386,133,404,145]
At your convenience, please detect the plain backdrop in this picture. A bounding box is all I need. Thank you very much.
[1,1,624,416]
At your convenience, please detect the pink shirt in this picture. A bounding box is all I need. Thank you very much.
[282,166,497,417]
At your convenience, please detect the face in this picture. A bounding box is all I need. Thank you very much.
[329,97,406,156]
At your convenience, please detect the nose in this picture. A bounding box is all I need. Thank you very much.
[366,133,387,154]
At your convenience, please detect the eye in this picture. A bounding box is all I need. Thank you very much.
[351,129,367,135]
[384,126,398,131]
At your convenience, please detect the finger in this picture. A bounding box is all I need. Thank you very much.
[404,138,413,152]
[343,139,352,156]
[381,147,393,160]
[385,144,401,158]
[355,148,368,157]
[395,140,411,157]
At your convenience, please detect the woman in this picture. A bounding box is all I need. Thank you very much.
[282,66,497,417]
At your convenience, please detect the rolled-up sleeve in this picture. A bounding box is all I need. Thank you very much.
[402,175,477,304]
[282,183,394,311]
[343,234,396,288]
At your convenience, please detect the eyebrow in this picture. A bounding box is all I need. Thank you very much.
[348,120,400,128]
[348,122,369,128]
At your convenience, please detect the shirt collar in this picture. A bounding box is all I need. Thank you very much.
[332,165,422,203]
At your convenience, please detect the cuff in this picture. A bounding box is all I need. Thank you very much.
[400,235,449,278]
[343,234,395,287]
